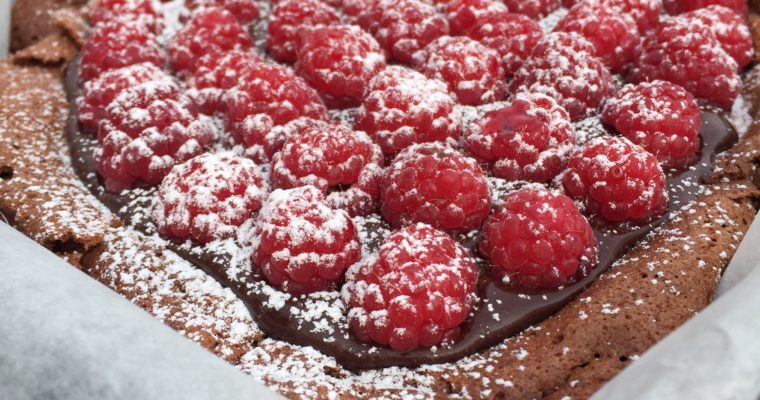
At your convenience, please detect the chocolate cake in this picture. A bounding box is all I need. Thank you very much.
[3,0,760,398]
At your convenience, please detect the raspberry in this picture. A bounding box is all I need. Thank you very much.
[77,62,166,134]
[270,123,384,215]
[222,61,329,161]
[167,8,254,76]
[462,11,543,78]
[79,19,164,82]
[337,0,375,21]
[90,0,162,32]
[187,50,263,115]
[510,33,615,120]
[464,92,575,182]
[186,0,260,24]
[530,31,598,58]
[262,117,328,159]
[414,36,506,106]
[444,0,508,35]
[479,189,598,289]
[381,143,491,231]
[354,66,461,157]
[663,0,746,15]
[295,25,388,109]
[603,0,663,33]
[555,1,639,73]
[343,223,478,351]
[266,0,340,63]
[96,81,215,192]
[628,17,741,109]
[251,186,361,295]
[561,136,668,222]
[358,0,450,64]
[602,81,701,169]
[152,152,269,244]
[503,0,562,19]
[683,5,754,69]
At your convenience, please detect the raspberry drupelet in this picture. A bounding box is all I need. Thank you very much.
[295,25,388,109]
[444,0,508,35]
[267,0,341,63]
[343,223,479,352]
[602,80,702,170]
[503,0,562,19]
[185,0,260,24]
[663,0,746,15]
[354,66,461,157]
[187,50,264,115]
[561,136,668,222]
[414,36,506,106]
[152,152,269,244]
[480,188,598,289]
[381,142,492,231]
[251,186,361,295]
[167,8,254,77]
[682,5,754,69]
[464,92,575,182]
[89,0,163,33]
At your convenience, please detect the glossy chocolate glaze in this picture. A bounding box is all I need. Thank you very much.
[64,57,738,370]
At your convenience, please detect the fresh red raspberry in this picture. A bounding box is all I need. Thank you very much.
[252,185,361,295]
[343,223,478,351]
[90,0,162,32]
[267,0,340,63]
[555,1,640,73]
[479,188,598,289]
[602,81,701,169]
[354,66,460,157]
[530,31,598,58]
[663,0,746,15]
[358,0,450,64]
[186,0,260,24]
[444,0,508,35]
[270,123,384,215]
[167,8,254,77]
[79,19,164,82]
[96,81,215,192]
[464,92,575,182]
[262,117,328,160]
[223,61,329,162]
[336,0,375,21]
[414,36,506,106]
[295,25,388,109]
[152,152,269,244]
[503,0,562,19]
[510,33,614,121]
[77,62,167,134]
[381,143,491,231]
[603,0,663,33]
[683,5,754,69]
[561,136,668,222]
[462,11,543,78]
[187,50,263,115]
[628,17,741,109]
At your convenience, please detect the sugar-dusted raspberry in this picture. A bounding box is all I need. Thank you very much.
[628,17,740,109]
[337,0,375,21]
[464,92,575,182]
[252,186,361,295]
[503,0,562,19]
[167,8,253,76]
[381,143,491,231]
[223,61,329,162]
[267,0,340,63]
[555,1,639,73]
[414,36,506,106]
[77,62,167,133]
[479,188,598,289]
[96,81,215,192]
[79,19,164,82]
[270,123,384,214]
[444,0,508,35]
[683,5,754,69]
[187,50,263,115]
[511,33,614,120]
[602,81,701,169]
[90,0,162,32]
[561,136,668,222]
[186,0,260,24]
[354,66,460,157]
[462,11,543,77]
[358,0,450,64]
[152,152,269,244]
[530,31,598,58]
[663,0,746,15]
[343,223,478,351]
[262,117,328,160]
[295,25,388,109]
[603,0,663,33]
